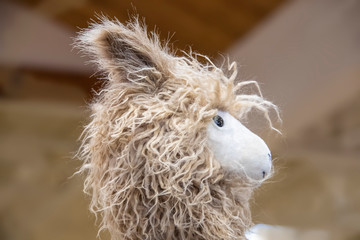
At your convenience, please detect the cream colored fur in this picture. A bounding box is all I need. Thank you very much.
[75,17,279,240]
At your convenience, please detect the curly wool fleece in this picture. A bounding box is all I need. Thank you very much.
[76,17,279,240]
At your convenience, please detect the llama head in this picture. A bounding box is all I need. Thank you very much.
[76,17,279,240]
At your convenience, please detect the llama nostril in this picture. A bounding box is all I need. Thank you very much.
[262,171,266,178]
[268,153,272,162]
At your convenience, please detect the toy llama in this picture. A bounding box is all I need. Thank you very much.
[76,17,278,240]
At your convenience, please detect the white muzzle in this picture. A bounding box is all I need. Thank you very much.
[207,111,272,180]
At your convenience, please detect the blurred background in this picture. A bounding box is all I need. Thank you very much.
[0,0,359,239]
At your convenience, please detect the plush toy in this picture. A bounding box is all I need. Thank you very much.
[76,17,279,240]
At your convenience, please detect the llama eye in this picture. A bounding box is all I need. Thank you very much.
[213,115,224,127]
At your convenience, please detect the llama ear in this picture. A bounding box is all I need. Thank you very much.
[76,18,169,80]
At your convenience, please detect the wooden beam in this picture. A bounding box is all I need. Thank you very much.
[228,0,360,145]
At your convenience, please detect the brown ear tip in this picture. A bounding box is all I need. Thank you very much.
[75,20,121,55]
[75,17,167,79]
